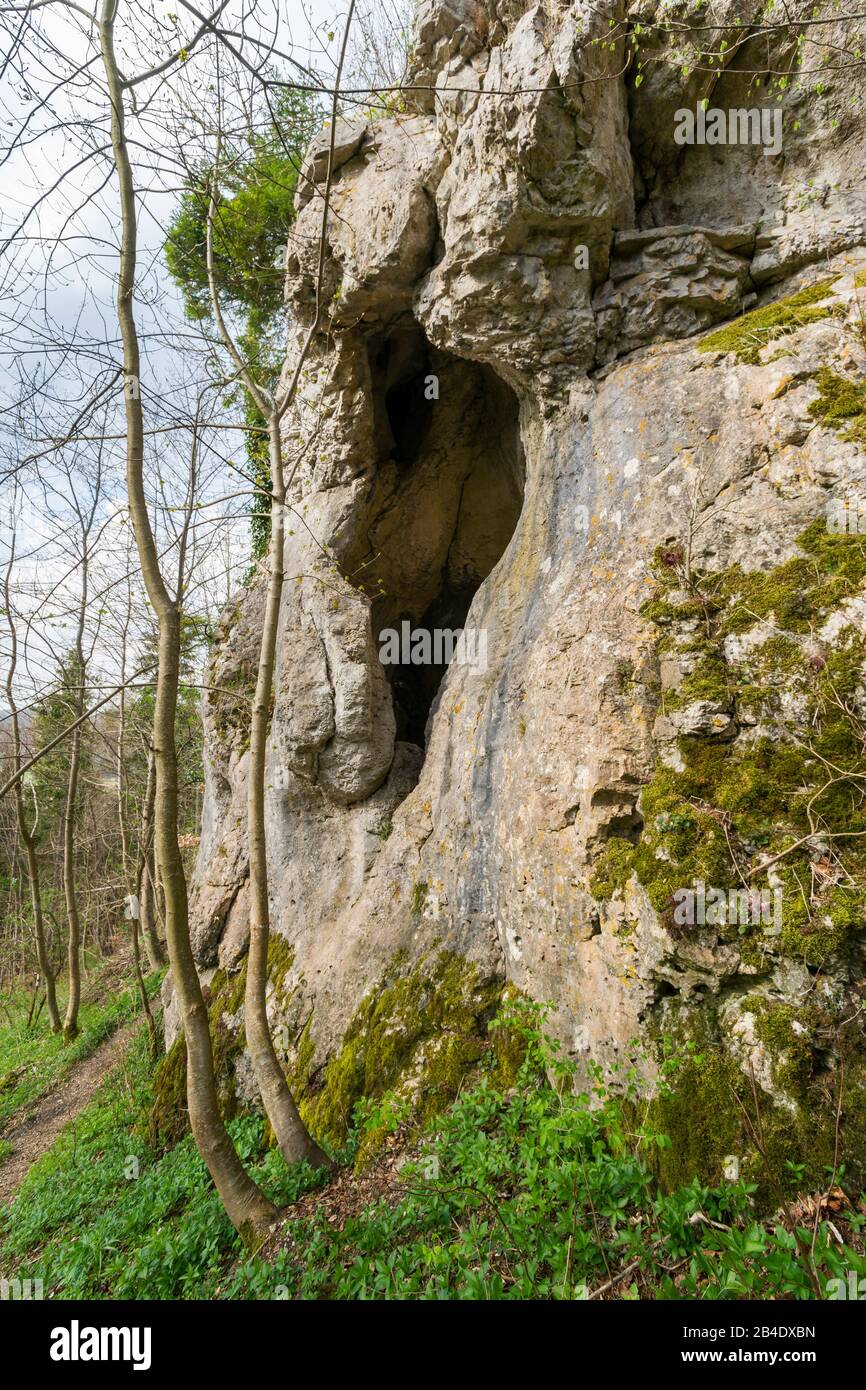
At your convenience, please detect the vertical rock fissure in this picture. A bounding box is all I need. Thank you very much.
[355,318,526,754]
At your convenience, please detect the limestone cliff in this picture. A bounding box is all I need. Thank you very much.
[165,0,866,1186]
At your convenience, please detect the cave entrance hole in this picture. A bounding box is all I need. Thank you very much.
[354,319,526,749]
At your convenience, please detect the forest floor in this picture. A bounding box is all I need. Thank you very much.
[0,950,162,1202]
[2,1005,864,1299]
[0,1015,140,1205]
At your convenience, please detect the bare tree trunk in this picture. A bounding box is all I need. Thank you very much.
[201,14,354,1172]
[16,786,60,1033]
[3,547,61,1033]
[100,0,276,1242]
[61,446,100,1041]
[245,418,331,1169]
[116,585,133,888]
[139,752,165,970]
[118,589,159,1053]
[152,607,275,1235]
[130,889,158,1059]
[62,716,84,1042]
[118,596,164,971]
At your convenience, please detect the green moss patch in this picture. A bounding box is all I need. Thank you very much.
[409,880,429,915]
[148,944,510,1165]
[698,277,840,364]
[205,620,257,752]
[714,519,866,635]
[148,934,295,1149]
[595,524,866,963]
[650,1029,866,1205]
[291,951,507,1162]
[807,366,866,449]
[147,967,244,1150]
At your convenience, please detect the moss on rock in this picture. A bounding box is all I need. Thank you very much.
[145,1032,187,1150]
[650,1049,744,1190]
[697,277,840,364]
[147,967,244,1149]
[291,950,506,1160]
[713,519,866,635]
[603,519,866,1206]
[807,366,866,449]
[596,523,866,963]
[148,940,509,1166]
[148,933,295,1149]
[650,1032,866,1208]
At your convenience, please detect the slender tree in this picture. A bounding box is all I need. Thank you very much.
[59,455,104,1040]
[137,747,165,972]
[2,523,61,1031]
[195,31,354,1169]
[97,0,279,1238]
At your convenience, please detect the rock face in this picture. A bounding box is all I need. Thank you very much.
[174,1,866,1185]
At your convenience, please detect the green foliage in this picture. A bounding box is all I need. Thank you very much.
[0,964,161,1126]
[0,1026,324,1299]
[6,1004,863,1301]
[165,87,320,343]
[165,85,321,562]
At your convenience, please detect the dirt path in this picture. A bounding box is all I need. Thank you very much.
[0,1018,140,1205]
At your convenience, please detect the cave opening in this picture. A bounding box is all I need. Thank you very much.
[359,318,525,749]
[367,325,436,466]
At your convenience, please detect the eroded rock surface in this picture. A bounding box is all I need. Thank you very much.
[171,0,866,1185]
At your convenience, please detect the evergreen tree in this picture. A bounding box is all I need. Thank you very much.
[166,84,322,562]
